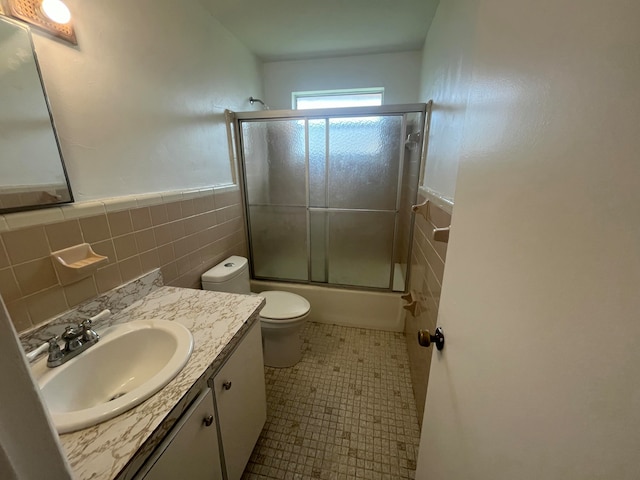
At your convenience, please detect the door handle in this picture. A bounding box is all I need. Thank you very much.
[417,327,445,350]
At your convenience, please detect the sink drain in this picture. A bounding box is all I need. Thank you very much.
[108,392,126,401]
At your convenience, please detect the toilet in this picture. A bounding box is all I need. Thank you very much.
[201,256,311,368]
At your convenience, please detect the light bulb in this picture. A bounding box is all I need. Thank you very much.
[41,0,71,24]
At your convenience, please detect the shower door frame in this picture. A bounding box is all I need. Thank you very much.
[234,103,427,293]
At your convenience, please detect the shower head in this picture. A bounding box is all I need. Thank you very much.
[249,96,270,110]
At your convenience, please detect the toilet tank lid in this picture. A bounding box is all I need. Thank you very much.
[201,256,248,283]
[258,291,310,319]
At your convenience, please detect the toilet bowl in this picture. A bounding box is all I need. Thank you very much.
[257,290,310,367]
[201,256,311,368]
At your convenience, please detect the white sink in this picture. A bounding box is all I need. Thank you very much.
[37,319,193,434]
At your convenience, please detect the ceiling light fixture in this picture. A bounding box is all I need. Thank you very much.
[40,0,71,24]
[4,0,77,44]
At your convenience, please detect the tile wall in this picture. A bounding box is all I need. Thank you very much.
[0,184,71,210]
[404,190,452,425]
[0,186,246,333]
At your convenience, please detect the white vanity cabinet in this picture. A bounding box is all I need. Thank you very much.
[135,320,266,480]
[137,388,222,480]
[211,320,267,480]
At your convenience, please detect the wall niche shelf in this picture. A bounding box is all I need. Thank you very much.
[51,243,108,285]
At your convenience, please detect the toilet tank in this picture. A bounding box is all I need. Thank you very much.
[201,256,251,294]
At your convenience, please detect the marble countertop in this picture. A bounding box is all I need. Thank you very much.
[55,286,265,480]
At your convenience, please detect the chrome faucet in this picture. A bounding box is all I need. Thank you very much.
[26,310,109,368]
[46,319,100,367]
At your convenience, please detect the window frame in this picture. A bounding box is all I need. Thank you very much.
[291,88,385,110]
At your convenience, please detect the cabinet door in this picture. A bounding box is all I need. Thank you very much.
[213,321,267,480]
[138,388,222,480]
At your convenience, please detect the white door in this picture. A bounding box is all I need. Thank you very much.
[415,1,640,479]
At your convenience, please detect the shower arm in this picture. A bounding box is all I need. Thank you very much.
[249,96,270,110]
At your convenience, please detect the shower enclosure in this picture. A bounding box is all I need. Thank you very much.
[234,104,426,292]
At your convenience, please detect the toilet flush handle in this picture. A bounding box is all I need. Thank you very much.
[222,381,232,390]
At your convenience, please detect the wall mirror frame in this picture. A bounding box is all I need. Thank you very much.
[0,14,73,213]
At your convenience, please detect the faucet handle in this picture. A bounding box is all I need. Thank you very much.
[61,325,82,340]
[26,335,60,362]
[80,319,99,342]
[47,336,63,364]
[62,326,83,351]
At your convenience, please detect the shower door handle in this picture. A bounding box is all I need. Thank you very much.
[418,327,445,350]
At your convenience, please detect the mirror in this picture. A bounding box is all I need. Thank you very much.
[0,15,72,213]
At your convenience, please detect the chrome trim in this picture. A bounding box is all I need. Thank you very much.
[324,118,330,283]
[224,109,238,184]
[308,207,397,214]
[403,110,428,293]
[247,204,397,213]
[234,115,256,278]
[418,100,434,188]
[390,114,408,290]
[246,202,307,208]
[252,276,405,294]
[234,103,427,121]
[305,119,311,282]
[249,96,269,109]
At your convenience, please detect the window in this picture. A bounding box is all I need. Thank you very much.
[292,88,384,110]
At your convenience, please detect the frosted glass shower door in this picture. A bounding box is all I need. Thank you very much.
[327,116,402,210]
[238,107,418,291]
[323,116,402,288]
[242,120,308,281]
[325,210,396,288]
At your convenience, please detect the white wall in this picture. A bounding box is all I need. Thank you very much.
[417,0,640,477]
[262,51,422,110]
[30,0,263,202]
[417,1,477,202]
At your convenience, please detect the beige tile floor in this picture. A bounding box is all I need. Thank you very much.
[242,322,421,480]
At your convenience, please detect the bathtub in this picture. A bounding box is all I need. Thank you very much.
[251,280,405,332]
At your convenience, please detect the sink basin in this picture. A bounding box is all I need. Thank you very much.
[37,319,193,434]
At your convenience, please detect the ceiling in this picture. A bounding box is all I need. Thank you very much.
[200,0,440,62]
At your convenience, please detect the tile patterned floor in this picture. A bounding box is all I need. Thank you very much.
[242,322,421,480]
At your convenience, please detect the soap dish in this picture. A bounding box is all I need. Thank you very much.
[51,243,108,285]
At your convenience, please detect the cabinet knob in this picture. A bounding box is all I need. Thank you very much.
[203,415,214,427]
[222,381,232,390]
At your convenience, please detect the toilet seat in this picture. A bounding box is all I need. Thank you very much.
[258,291,310,322]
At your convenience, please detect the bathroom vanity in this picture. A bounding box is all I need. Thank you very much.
[136,319,265,480]
[23,274,266,480]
